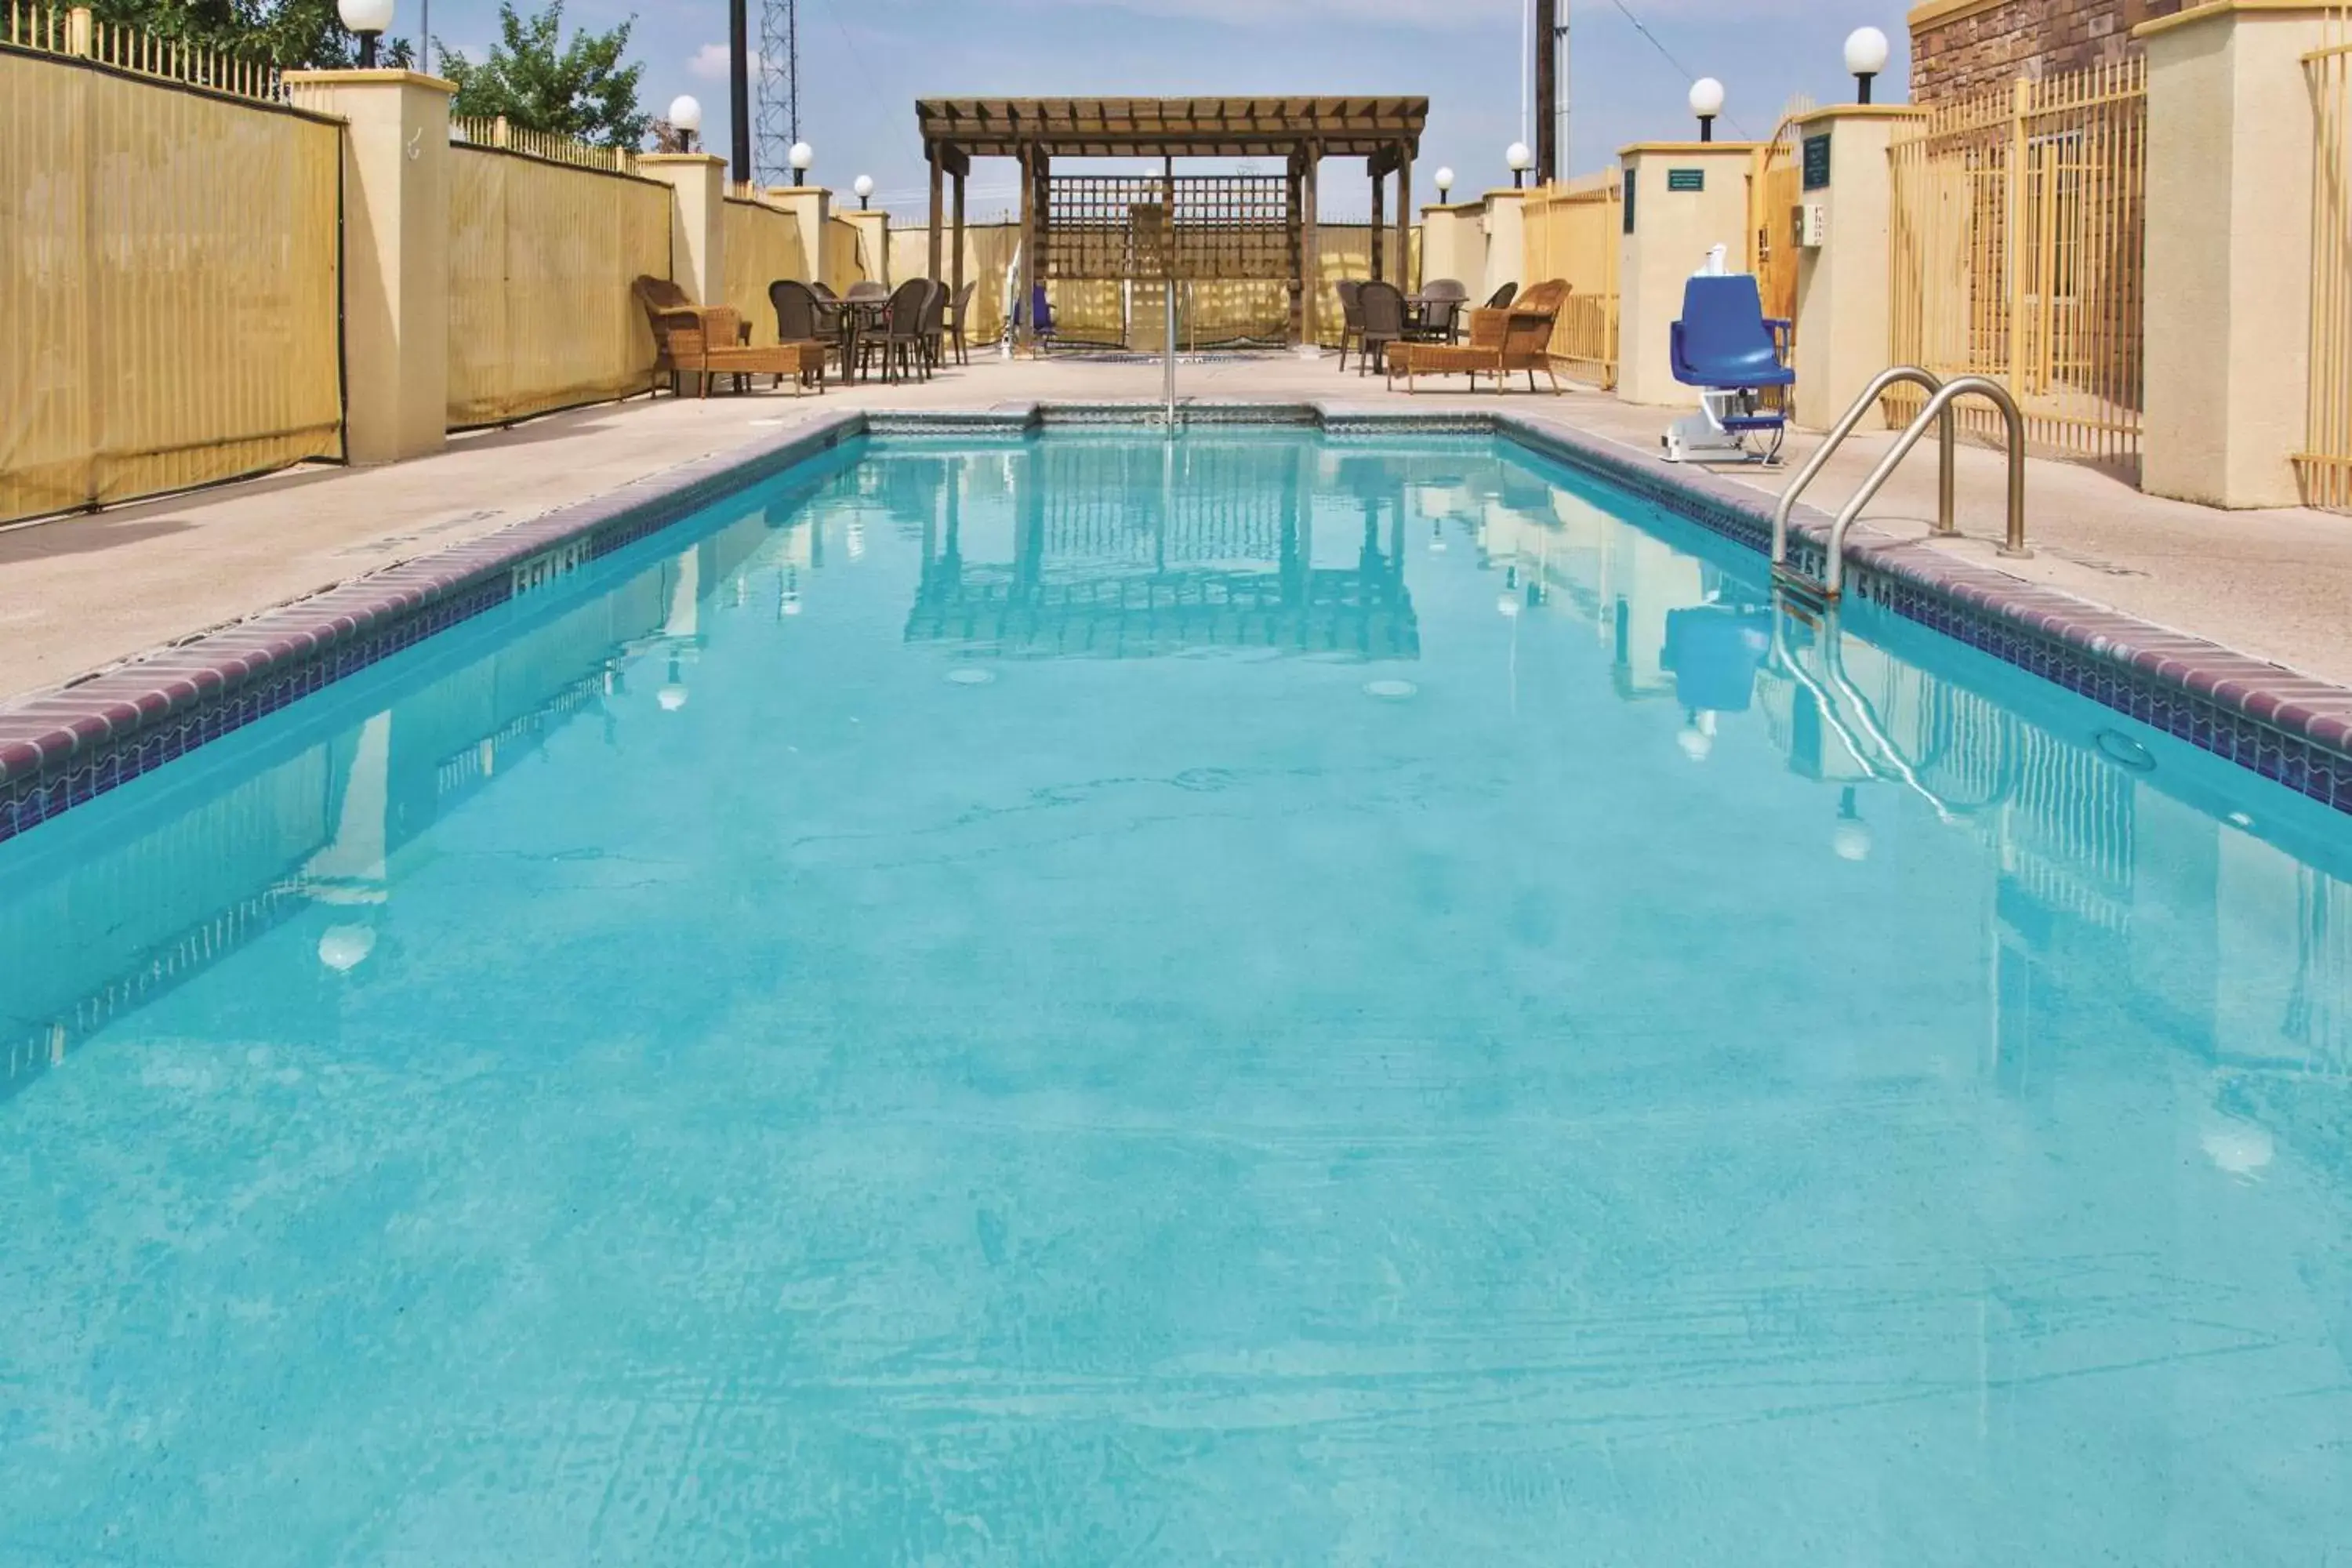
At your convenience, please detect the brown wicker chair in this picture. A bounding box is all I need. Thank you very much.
[946,279,979,365]
[1483,281,1519,310]
[768,278,844,383]
[632,275,744,397]
[1410,278,1470,344]
[1334,279,1365,369]
[859,278,935,383]
[1355,280,1407,378]
[1388,280,1571,394]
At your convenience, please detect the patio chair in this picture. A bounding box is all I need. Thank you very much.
[1664,272,1794,464]
[768,278,845,381]
[1335,279,1365,370]
[633,275,750,397]
[946,279,978,365]
[1483,282,1519,310]
[859,278,934,383]
[1410,278,1470,345]
[1387,279,1571,394]
[1355,280,1407,378]
[920,280,949,370]
[846,280,890,303]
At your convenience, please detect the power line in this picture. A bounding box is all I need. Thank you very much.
[1604,0,1751,140]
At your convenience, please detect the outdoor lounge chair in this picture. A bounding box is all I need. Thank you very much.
[1664,272,1793,464]
[1387,280,1570,393]
[1355,281,1407,378]
[633,275,745,397]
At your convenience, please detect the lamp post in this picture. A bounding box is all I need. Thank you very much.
[853,174,874,209]
[789,140,814,187]
[1434,166,1454,201]
[667,95,702,154]
[1506,142,1532,191]
[338,0,394,68]
[1845,27,1891,106]
[1688,78,1725,143]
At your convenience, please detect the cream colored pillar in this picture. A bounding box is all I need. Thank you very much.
[1480,189,1526,303]
[2139,3,2336,509]
[766,185,833,283]
[285,70,452,464]
[1420,201,1488,291]
[841,209,891,288]
[1615,142,1759,407]
[638,153,727,304]
[1786,106,1922,429]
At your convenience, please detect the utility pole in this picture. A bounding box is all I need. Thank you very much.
[728,0,753,186]
[1534,0,1558,185]
[1555,2,1570,179]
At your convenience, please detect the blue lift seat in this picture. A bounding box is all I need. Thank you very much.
[1666,274,1795,462]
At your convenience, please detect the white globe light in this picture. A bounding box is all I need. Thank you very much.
[318,924,376,972]
[1505,142,1533,172]
[338,0,395,32]
[1688,77,1726,119]
[852,173,874,200]
[1434,166,1455,195]
[667,95,702,135]
[1845,26,1892,78]
[789,140,815,172]
[657,684,689,710]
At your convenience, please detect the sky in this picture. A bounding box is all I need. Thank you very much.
[407,0,1912,220]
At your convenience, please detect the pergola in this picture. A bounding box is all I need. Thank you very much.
[915,97,1431,348]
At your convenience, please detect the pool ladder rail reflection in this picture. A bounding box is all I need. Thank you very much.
[1769,367,2032,603]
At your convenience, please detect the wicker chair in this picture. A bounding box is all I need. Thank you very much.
[945,279,979,365]
[768,278,844,382]
[920,280,949,370]
[859,278,935,383]
[846,280,890,303]
[1355,280,1407,378]
[1410,278,1470,344]
[1387,280,1571,394]
[632,275,743,397]
[1334,279,1365,369]
[1483,281,1519,310]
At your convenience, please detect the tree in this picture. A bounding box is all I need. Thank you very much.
[436,2,648,149]
[89,0,414,70]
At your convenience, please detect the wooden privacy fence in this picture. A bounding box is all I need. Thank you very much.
[1522,180,1621,387]
[445,131,671,427]
[1887,60,2147,464]
[724,197,812,346]
[2301,16,2352,510]
[1,17,341,524]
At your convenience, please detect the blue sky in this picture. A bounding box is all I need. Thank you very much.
[408,0,1911,219]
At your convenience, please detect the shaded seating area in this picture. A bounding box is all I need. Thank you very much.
[633,275,824,398]
[1386,280,1571,394]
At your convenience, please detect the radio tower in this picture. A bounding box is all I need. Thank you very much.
[757,0,801,188]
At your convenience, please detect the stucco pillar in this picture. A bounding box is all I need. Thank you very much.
[766,185,833,285]
[1787,106,1923,430]
[841,209,891,288]
[638,153,727,304]
[284,70,452,464]
[1419,202,1489,292]
[2139,3,2336,509]
[1479,189,1525,305]
[1615,141,1759,408]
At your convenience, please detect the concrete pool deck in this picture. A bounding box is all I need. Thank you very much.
[5,353,2351,702]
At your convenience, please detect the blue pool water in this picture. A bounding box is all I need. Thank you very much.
[3,431,2350,1564]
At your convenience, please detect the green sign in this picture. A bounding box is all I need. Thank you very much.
[1802,132,1833,191]
[1623,167,1637,234]
[1667,168,1705,193]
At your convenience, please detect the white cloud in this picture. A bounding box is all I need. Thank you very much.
[687,42,762,82]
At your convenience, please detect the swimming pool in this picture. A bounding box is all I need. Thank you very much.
[3,427,2348,1563]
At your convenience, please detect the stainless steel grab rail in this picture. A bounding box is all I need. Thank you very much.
[1772,365,1954,575]
[1822,375,2030,598]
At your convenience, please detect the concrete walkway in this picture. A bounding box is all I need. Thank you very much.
[5,354,2350,701]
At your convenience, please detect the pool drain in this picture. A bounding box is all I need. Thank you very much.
[1364,679,1418,701]
[2094,729,2156,772]
[946,667,996,686]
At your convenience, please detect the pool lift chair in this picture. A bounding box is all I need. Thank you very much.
[1664,252,1794,466]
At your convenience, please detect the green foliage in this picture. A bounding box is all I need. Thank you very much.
[88,0,413,70]
[436,2,648,149]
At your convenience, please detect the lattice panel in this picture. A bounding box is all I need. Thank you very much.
[1044,176,1291,281]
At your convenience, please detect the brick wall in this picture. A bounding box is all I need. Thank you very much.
[1910,0,2193,103]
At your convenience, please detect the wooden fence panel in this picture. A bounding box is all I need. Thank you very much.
[2301,24,2352,510]
[446,146,669,427]
[1888,59,2146,464]
[722,198,811,346]
[0,43,340,524]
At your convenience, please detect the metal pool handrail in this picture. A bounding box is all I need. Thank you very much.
[1822,375,2031,600]
[1772,365,1954,577]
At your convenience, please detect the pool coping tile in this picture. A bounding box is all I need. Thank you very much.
[7,398,2352,842]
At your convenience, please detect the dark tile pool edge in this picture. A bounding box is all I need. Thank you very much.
[0,411,871,846]
[6,399,2352,844]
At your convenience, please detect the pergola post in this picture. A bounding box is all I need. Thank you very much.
[1301,146,1321,347]
[926,143,945,285]
[1369,156,1385,282]
[1286,150,1305,347]
[1017,143,1036,349]
[1397,150,1414,291]
[950,168,966,331]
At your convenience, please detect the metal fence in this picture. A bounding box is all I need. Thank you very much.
[1888,59,2147,464]
[446,142,672,427]
[0,32,341,524]
[2301,16,2352,510]
[7,1,287,101]
[452,114,638,175]
[1521,180,1621,387]
[1748,97,1816,360]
